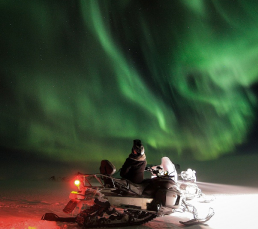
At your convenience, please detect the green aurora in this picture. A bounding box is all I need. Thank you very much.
[1,0,258,167]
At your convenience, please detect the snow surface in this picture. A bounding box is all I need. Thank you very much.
[1,154,258,229]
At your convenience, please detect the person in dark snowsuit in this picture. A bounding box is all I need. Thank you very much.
[120,139,147,184]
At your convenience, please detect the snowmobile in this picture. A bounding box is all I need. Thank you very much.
[42,157,214,227]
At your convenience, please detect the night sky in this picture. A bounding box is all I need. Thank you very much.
[1,0,258,178]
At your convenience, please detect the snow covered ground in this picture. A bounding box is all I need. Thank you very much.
[1,154,258,229]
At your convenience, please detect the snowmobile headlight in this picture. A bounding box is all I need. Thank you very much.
[74,179,80,186]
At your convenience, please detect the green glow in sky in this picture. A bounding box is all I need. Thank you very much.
[1,0,258,166]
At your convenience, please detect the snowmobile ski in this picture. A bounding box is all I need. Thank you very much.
[41,213,76,222]
[179,207,215,225]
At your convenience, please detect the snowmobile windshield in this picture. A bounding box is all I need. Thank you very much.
[161,157,177,182]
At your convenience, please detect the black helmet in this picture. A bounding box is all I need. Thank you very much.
[132,139,145,156]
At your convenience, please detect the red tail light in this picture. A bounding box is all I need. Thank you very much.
[74,179,80,186]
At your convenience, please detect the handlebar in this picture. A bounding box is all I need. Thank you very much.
[145,165,175,178]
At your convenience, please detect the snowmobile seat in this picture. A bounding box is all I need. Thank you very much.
[127,179,150,195]
[99,160,148,195]
[99,160,116,188]
[113,178,150,196]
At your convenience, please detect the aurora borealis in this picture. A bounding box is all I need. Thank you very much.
[1,0,258,172]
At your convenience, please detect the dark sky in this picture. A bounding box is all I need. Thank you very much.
[1,0,258,178]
